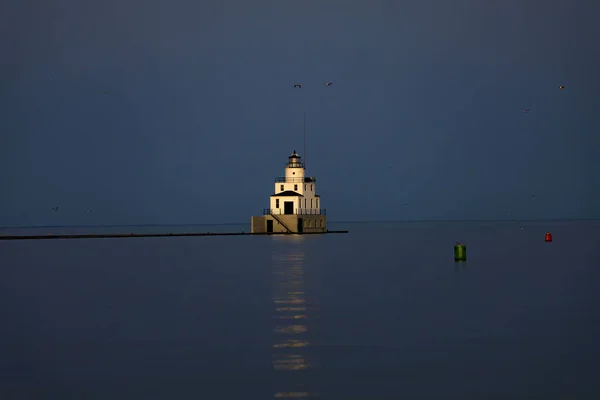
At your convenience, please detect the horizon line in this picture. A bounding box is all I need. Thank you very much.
[1,217,598,229]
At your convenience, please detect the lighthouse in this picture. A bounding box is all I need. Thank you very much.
[251,150,326,233]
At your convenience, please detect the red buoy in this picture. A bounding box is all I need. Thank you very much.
[545,232,552,242]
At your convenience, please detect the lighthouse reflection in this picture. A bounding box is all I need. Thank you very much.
[271,235,318,398]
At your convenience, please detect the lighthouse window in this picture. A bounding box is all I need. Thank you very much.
[280,185,284,191]
[304,199,306,208]
[311,185,313,191]
[316,199,319,208]
[311,199,313,208]
[276,199,279,208]
[294,184,298,191]
[304,184,306,191]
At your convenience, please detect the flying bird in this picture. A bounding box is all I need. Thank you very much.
[86,209,92,213]
[52,206,59,211]
[522,108,531,113]
[559,85,565,90]
[324,82,333,86]
[293,84,301,88]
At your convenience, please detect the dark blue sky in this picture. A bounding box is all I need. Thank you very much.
[1,0,599,226]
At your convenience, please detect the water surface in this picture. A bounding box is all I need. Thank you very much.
[1,221,599,399]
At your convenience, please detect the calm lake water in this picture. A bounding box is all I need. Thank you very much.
[1,221,599,399]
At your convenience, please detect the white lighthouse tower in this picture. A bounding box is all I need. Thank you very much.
[251,150,326,233]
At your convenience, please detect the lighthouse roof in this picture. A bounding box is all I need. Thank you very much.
[289,150,301,158]
[270,190,303,197]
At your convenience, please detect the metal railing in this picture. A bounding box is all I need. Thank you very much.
[274,177,316,183]
[297,208,326,215]
[263,208,326,216]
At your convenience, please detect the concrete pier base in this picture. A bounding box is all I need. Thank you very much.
[250,214,326,233]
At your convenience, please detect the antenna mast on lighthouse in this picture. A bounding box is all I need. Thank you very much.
[303,111,307,169]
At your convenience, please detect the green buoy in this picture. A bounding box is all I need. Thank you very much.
[454,242,466,261]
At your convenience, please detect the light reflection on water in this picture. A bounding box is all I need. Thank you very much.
[271,235,318,398]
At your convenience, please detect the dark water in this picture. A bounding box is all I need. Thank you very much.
[1,221,599,399]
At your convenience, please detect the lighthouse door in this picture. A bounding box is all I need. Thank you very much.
[284,201,294,215]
